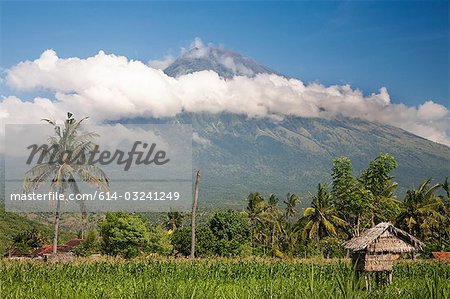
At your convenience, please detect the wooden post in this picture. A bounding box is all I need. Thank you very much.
[365,272,371,292]
[190,170,200,259]
[388,271,393,284]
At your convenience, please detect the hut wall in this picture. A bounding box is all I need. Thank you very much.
[367,231,415,253]
[352,252,394,272]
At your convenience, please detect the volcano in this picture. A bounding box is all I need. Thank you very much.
[164,46,277,79]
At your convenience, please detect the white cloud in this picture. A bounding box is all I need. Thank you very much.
[193,132,211,147]
[1,49,449,148]
[148,55,175,70]
[417,101,448,121]
[219,55,254,76]
[184,37,209,58]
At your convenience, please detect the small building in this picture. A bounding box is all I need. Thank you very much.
[431,252,450,263]
[30,245,71,258]
[30,238,84,260]
[342,222,424,289]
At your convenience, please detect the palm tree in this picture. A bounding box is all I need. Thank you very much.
[284,193,300,219]
[279,224,295,256]
[166,211,184,231]
[301,184,347,241]
[266,194,282,250]
[396,178,442,239]
[23,113,109,253]
[246,192,267,247]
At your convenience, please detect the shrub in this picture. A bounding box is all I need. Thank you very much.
[144,225,173,256]
[208,210,251,256]
[208,210,250,244]
[74,230,100,257]
[99,212,150,258]
[317,237,345,258]
[171,225,217,257]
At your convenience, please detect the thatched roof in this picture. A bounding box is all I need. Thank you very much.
[342,222,424,253]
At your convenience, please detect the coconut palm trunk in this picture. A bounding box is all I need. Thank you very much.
[53,190,61,254]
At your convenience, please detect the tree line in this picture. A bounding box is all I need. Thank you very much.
[10,114,449,258]
[11,154,448,259]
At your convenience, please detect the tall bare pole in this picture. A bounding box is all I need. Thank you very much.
[190,170,200,259]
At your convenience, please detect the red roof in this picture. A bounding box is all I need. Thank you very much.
[432,252,450,262]
[31,245,71,256]
[29,239,84,256]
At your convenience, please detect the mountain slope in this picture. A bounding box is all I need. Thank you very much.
[126,112,449,208]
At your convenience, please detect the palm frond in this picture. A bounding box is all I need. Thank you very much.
[23,163,55,192]
[75,165,109,192]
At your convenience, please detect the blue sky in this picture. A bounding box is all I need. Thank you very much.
[0,1,448,107]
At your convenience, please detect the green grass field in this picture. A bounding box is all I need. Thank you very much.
[1,258,449,299]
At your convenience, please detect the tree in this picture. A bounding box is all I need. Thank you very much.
[266,194,282,250]
[284,193,300,219]
[209,210,250,244]
[74,229,100,257]
[396,179,443,240]
[246,192,267,246]
[145,225,173,256]
[277,218,299,257]
[360,153,400,225]
[331,157,371,237]
[23,113,109,253]
[166,212,184,231]
[12,229,48,254]
[171,225,216,257]
[100,212,149,258]
[208,210,251,256]
[301,184,347,241]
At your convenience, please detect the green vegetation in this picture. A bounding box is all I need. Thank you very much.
[100,212,172,258]
[0,211,52,255]
[73,229,101,257]
[9,228,48,254]
[1,259,448,299]
[171,210,251,257]
[2,153,448,259]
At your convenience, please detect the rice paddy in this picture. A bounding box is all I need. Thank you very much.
[1,258,449,299]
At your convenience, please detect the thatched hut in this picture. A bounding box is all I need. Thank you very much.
[342,222,424,288]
